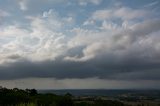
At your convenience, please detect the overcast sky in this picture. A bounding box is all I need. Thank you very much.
[0,0,160,89]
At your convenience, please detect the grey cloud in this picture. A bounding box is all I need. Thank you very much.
[130,19,160,39]
[1,19,160,80]
[91,7,148,21]
[0,59,96,80]
[0,52,160,80]
[7,54,21,60]
[0,3,160,82]
[0,9,10,18]
[110,69,160,80]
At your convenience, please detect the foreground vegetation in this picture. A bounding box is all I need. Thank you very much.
[0,87,133,106]
[2,87,159,106]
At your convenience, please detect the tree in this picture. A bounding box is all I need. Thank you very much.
[26,89,37,96]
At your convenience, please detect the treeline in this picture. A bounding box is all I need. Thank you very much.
[0,87,126,106]
[0,87,73,106]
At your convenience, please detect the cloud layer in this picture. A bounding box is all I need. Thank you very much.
[0,0,160,89]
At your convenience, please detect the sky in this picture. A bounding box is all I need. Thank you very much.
[0,0,160,89]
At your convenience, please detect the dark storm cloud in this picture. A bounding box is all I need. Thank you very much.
[0,20,160,80]
[0,19,160,80]
[0,52,160,80]
[0,59,96,80]
[0,1,160,82]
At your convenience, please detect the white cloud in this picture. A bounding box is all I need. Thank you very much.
[83,20,95,26]
[0,4,160,84]
[0,9,73,63]
[92,9,112,20]
[18,0,28,11]
[17,0,67,11]
[0,6,159,65]
[78,0,102,6]
[91,7,148,21]
[66,17,160,63]
[144,1,159,7]
[101,20,118,30]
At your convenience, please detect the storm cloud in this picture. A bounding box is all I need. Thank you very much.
[0,18,160,80]
[0,0,160,88]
